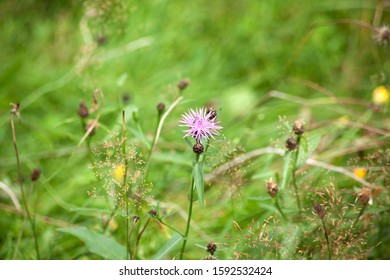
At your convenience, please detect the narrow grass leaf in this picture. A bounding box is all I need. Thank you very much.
[193,161,204,207]
[58,227,126,260]
[280,151,293,190]
[296,132,321,169]
[153,233,183,260]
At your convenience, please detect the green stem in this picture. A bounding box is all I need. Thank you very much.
[292,136,302,214]
[274,197,287,221]
[144,113,162,179]
[158,219,184,237]
[180,177,195,260]
[10,112,40,259]
[133,218,150,259]
[322,218,332,260]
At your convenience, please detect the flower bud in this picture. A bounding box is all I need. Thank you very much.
[313,203,325,219]
[374,25,390,45]
[206,108,217,120]
[207,242,217,256]
[31,168,41,181]
[357,188,372,205]
[285,137,298,151]
[178,79,190,91]
[157,102,165,115]
[193,143,204,154]
[293,120,305,135]
[266,178,278,197]
[78,101,89,118]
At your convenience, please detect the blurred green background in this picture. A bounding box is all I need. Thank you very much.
[0,0,389,260]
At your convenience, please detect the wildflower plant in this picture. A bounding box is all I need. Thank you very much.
[179,107,222,259]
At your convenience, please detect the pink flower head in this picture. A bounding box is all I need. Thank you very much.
[180,108,222,142]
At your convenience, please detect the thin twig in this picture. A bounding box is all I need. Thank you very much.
[10,107,40,259]
[206,147,378,189]
[133,218,151,259]
[153,96,184,149]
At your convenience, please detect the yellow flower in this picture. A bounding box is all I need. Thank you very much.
[353,168,367,179]
[372,86,389,105]
[338,115,350,125]
[113,164,126,182]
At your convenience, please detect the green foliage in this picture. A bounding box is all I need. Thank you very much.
[58,227,126,260]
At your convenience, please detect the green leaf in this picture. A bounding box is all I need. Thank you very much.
[193,161,205,207]
[153,233,183,260]
[280,151,293,190]
[296,132,321,169]
[184,137,194,149]
[152,152,192,167]
[58,227,126,260]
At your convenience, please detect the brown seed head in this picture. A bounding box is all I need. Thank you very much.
[11,103,20,114]
[96,34,107,46]
[178,79,190,91]
[31,168,41,181]
[207,242,217,256]
[313,203,325,219]
[357,188,372,204]
[285,137,298,151]
[157,102,165,115]
[78,101,89,118]
[266,177,278,197]
[122,93,131,104]
[148,210,158,217]
[206,107,217,120]
[193,143,204,154]
[293,120,305,135]
[375,25,390,45]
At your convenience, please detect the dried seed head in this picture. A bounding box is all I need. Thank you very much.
[374,25,390,45]
[157,102,165,115]
[31,168,41,181]
[285,137,298,151]
[132,215,140,223]
[178,79,190,91]
[78,101,89,118]
[357,188,372,205]
[96,34,107,46]
[193,143,204,154]
[11,103,20,114]
[313,203,325,219]
[206,107,217,120]
[148,210,158,217]
[293,120,305,135]
[207,242,217,255]
[266,177,278,197]
[122,93,131,104]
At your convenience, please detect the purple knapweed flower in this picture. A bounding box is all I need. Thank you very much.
[180,108,222,143]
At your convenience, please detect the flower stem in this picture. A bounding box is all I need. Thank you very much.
[180,177,195,260]
[292,136,302,214]
[274,197,287,221]
[133,217,150,259]
[321,218,332,260]
[121,110,131,260]
[10,110,40,259]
